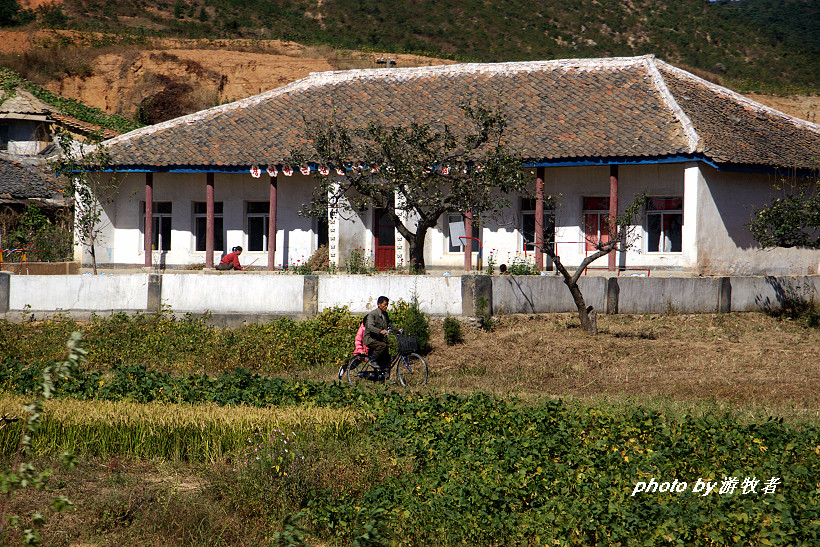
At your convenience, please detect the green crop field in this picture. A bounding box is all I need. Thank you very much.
[1,308,818,545]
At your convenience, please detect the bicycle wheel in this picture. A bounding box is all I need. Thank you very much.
[347,356,379,386]
[397,352,428,387]
[338,355,361,380]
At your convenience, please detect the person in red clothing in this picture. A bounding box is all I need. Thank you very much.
[217,246,245,270]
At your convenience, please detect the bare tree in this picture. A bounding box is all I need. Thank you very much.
[52,131,115,275]
[538,193,645,334]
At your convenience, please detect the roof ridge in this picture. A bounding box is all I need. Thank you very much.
[643,58,700,153]
[654,59,820,134]
[104,55,660,147]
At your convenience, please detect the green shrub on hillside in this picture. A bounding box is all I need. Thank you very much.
[0,68,141,134]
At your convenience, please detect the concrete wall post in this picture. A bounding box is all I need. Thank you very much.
[147,273,162,313]
[718,276,732,313]
[0,272,9,313]
[303,275,318,317]
[462,275,492,318]
[605,277,620,314]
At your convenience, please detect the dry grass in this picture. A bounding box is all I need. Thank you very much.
[423,312,820,421]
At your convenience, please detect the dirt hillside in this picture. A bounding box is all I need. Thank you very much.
[0,28,817,125]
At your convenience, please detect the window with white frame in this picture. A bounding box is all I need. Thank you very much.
[583,197,610,251]
[193,202,224,252]
[646,197,683,253]
[246,202,269,252]
[446,213,480,253]
[521,197,555,251]
[141,201,172,251]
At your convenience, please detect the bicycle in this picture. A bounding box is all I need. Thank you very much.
[339,330,428,387]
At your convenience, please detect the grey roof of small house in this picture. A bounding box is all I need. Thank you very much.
[103,55,820,172]
[0,155,62,201]
[0,90,53,119]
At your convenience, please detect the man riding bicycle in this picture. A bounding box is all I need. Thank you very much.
[363,295,393,375]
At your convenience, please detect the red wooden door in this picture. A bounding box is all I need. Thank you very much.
[374,208,395,270]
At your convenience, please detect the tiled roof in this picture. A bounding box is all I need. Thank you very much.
[0,155,62,201]
[0,89,52,115]
[657,62,820,168]
[52,114,120,140]
[104,55,820,172]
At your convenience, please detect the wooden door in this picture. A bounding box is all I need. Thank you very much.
[374,208,395,270]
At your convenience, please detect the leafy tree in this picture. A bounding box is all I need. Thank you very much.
[749,180,820,249]
[536,193,645,334]
[290,104,528,272]
[5,205,72,262]
[52,131,116,275]
[0,332,84,545]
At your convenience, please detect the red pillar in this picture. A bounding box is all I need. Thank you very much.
[535,167,545,271]
[205,173,215,269]
[463,211,473,272]
[144,172,153,268]
[268,175,278,271]
[608,164,619,272]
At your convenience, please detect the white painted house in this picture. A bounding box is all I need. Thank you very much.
[93,55,820,275]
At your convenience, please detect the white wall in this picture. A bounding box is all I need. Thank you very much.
[161,273,304,313]
[695,166,820,275]
[6,119,49,155]
[10,274,150,311]
[90,172,321,267]
[87,163,820,276]
[318,275,462,315]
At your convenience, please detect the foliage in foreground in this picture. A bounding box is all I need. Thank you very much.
[1,361,818,545]
[0,332,84,545]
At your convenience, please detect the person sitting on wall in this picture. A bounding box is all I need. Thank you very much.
[217,246,245,271]
[363,295,393,375]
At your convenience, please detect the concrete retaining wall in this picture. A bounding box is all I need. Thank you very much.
[0,272,818,320]
[161,274,305,314]
[729,276,820,313]
[616,277,723,314]
[491,276,607,314]
[318,275,461,315]
[8,274,151,312]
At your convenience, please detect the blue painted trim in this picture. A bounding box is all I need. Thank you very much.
[105,155,813,177]
[523,154,718,169]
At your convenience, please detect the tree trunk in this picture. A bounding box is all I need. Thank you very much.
[565,278,596,333]
[407,233,426,273]
[90,244,98,275]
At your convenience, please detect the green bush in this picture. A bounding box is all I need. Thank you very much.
[0,306,361,375]
[507,255,539,275]
[443,316,463,346]
[475,296,496,332]
[389,294,430,352]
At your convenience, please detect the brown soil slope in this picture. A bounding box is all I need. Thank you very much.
[0,29,816,125]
